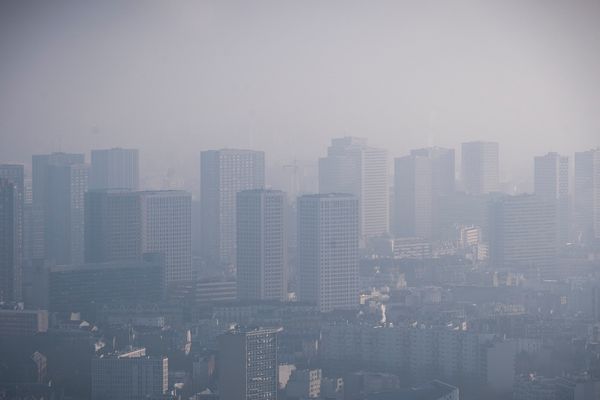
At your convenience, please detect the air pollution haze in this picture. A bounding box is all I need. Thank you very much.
[1,0,599,190]
[2,2,600,400]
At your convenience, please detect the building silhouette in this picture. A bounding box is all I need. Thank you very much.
[200,149,265,266]
[297,193,359,312]
[319,137,388,241]
[90,148,139,191]
[236,189,286,301]
[461,141,499,195]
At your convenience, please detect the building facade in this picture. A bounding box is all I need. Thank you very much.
[488,194,557,270]
[394,155,433,239]
[49,255,164,312]
[319,137,388,241]
[200,149,265,266]
[90,148,139,191]
[32,153,88,264]
[85,190,192,284]
[574,148,600,241]
[237,189,286,301]
[297,194,359,312]
[461,141,499,195]
[0,172,23,301]
[534,152,569,245]
[218,327,280,400]
[91,348,168,400]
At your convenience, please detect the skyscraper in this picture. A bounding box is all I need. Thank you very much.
[0,178,22,301]
[409,147,456,240]
[0,165,25,195]
[394,155,433,239]
[47,163,89,265]
[140,190,192,283]
[410,147,455,196]
[90,148,139,191]
[200,149,265,266]
[84,190,192,284]
[236,189,286,301]
[574,148,600,241]
[0,165,24,301]
[534,152,569,244]
[488,194,557,270]
[85,190,142,263]
[461,141,499,195]
[297,193,359,312]
[32,152,86,263]
[218,327,280,400]
[319,137,388,241]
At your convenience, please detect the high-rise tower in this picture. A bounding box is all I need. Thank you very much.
[200,149,265,265]
[319,137,388,241]
[236,189,286,301]
[297,193,359,312]
[461,141,499,195]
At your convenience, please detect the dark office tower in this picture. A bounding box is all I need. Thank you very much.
[90,148,139,190]
[297,194,359,312]
[574,148,600,241]
[0,165,24,300]
[85,190,192,283]
[47,163,89,265]
[85,190,142,263]
[0,179,22,301]
[218,327,280,400]
[200,149,265,266]
[319,137,389,241]
[394,155,433,239]
[32,152,86,262]
[489,194,557,270]
[461,141,500,195]
[534,152,569,245]
[236,189,286,301]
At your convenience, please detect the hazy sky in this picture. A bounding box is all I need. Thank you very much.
[1,0,599,189]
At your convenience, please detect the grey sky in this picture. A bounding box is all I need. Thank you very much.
[1,0,599,190]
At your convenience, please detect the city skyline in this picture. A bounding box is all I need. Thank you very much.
[2,2,600,400]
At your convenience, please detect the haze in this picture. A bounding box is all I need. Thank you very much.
[1,0,599,191]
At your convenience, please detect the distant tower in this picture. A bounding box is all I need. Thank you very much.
[461,141,499,195]
[237,189,286,301]
[574,148,600,241]
[0,165,24,301]
[139,191,192,283]
[90,148,139,190]
[410,147,455,196]
[297,193,359,312]
[394,155,432,239]
[218,327,280,400]
[200,149,265,266]
[319,137,388,241]
[85,190,142,263]
[488,194,557,270]
[85,189,192,283]
[534,152,569,244]
[32,153,87,263]
[0,178,22,301]
[409,147,455,240]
